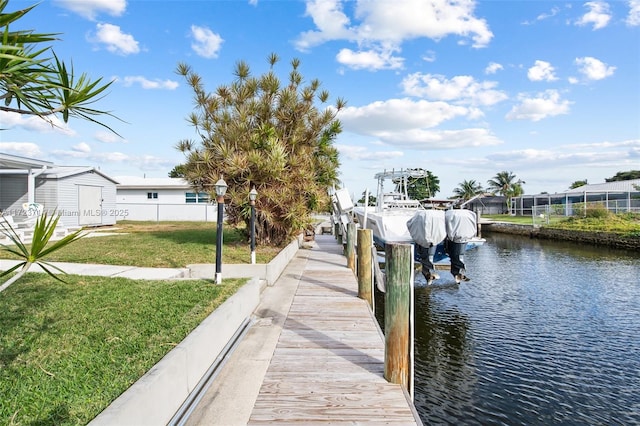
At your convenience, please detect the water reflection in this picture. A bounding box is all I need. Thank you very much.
[376,233,640,425]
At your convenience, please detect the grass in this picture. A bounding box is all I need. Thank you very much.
[482,214,542,225]
[1,221,283,268]
[0,273,246,426]
[547,212,640,236]
[483,213,640,236]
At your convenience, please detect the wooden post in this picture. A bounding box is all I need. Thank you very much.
[384,242,413,393]
[336,222,342,245]
[476,210,482,238]
[357,228,373,308]
[346,222,356,272]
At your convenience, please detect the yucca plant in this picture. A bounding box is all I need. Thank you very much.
[0,211,85,293]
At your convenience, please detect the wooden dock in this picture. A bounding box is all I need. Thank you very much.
[247,235,421,425]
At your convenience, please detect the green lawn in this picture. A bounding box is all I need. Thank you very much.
[1,221,283,267]
[482,213,640,236]
[0,273,246,426]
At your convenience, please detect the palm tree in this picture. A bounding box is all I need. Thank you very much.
[453,179,484,201]
[487,171,524,210]
[176,54,345,246]
[0,212,84,293]
[0,1,121,135]
[402,169,440,199]
[487,171,517,196]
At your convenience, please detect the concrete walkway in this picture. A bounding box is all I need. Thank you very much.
[0,259,190,280]
[0,260,258,281]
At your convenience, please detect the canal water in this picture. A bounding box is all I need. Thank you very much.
[376,233,640,425]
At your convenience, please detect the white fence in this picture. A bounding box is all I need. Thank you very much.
[115,203,218,222]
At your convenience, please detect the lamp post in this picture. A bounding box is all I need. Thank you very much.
[214,177,227,284]
[249,187,258,264]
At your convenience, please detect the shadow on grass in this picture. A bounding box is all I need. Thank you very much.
[143,227,245,245]
[29,403,70,426]
[0,277,66,368]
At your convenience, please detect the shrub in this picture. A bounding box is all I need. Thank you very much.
[585,203,611,219]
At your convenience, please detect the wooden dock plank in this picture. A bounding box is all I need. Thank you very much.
[248,236,419,425]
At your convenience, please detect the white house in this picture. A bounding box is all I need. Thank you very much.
[115,176,217,222]
[0,152,118,228]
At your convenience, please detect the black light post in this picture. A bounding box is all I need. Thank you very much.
[214,177,227,284]
[249,187,258,264]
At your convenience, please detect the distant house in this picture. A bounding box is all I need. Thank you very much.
[0,152,118,228]
[511,179,640,216]
[419,195,508,215]
[461,195,508,215]
[115,176,217,222]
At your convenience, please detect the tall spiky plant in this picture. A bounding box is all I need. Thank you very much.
[0,212,84,293]
[175,54,345,246]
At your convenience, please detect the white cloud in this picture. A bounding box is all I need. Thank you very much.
[575,1,611,30]
[575,56,616,80]
[536,6,561,22]
[53,149,130,163]
[336,144,404,161]
[94,131,126,144]
[527,60,558,82]
[628,0,640,26]
[0,142,42,158]
[485,62,503,74]
[0,111,75,136]
[336,47,403,70]
[337,98,502,149]
[338,98,470,133]
[295,0,355,51]
[422,50,436,63]
[401,73,508,106]
[376,128,503,150]
[190,25,224,59]
[50,150,175,172]
[92,23,140,55]
[121,76,179,90]
[485,139,640,169]
[295,0,493,70]
[54,0,126,20]
[72,142,91,153]
[506,90,572,121]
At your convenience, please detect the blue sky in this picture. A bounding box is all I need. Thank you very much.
[1,0,639,198]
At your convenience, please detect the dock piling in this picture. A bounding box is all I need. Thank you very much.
[383,242,414,395]
[356,228,373,308]
[346,222,356,272]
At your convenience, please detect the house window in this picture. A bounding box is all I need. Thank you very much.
[147,192,158,199]
[186,192,209,203]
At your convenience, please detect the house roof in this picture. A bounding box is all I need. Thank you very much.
[563,179,640,194]
[115,176,192,189]
[41,167,119,184]
[0,152,54,169]
[0,153,118,184]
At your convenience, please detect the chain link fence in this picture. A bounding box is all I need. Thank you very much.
[531,200,640,227]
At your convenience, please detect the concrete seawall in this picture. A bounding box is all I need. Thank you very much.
[90,236,304,425]
[483,222,640,250]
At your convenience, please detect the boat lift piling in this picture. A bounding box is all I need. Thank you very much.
[331,185,415,396]
[347,217,415,397]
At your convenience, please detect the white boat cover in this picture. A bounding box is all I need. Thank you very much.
[445,209,477,243]
[406,210,446,247]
